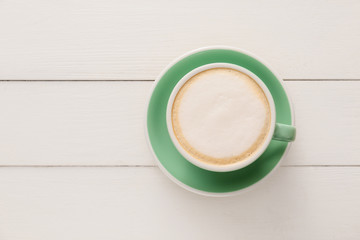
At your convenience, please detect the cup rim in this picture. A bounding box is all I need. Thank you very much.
[166,63,276,172]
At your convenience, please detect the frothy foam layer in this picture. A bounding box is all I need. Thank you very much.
[171,68,271,165]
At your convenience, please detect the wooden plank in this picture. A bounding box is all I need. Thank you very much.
[285,81,360,165]
[0,81,359,166]
[0,167,358,239]
[0,0,359,80]
[0,81,153,165]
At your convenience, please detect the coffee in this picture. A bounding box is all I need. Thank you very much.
[171,68,271,166]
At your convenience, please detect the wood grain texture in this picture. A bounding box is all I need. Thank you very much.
[0,167,359,239]
[0,0,359,80]
[0,81,359,166]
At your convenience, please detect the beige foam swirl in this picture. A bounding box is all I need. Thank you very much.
[172,68,271,166]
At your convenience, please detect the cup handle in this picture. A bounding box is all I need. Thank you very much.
[272,123,296,142]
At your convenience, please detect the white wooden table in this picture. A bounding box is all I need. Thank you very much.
[0,1,359,239]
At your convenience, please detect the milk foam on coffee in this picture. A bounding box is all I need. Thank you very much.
[171,68,271,165]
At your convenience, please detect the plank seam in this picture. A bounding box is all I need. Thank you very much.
[0,79,359,82]
[0,165,358,168]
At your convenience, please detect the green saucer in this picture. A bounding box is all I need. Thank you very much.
[146,47,294,196]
